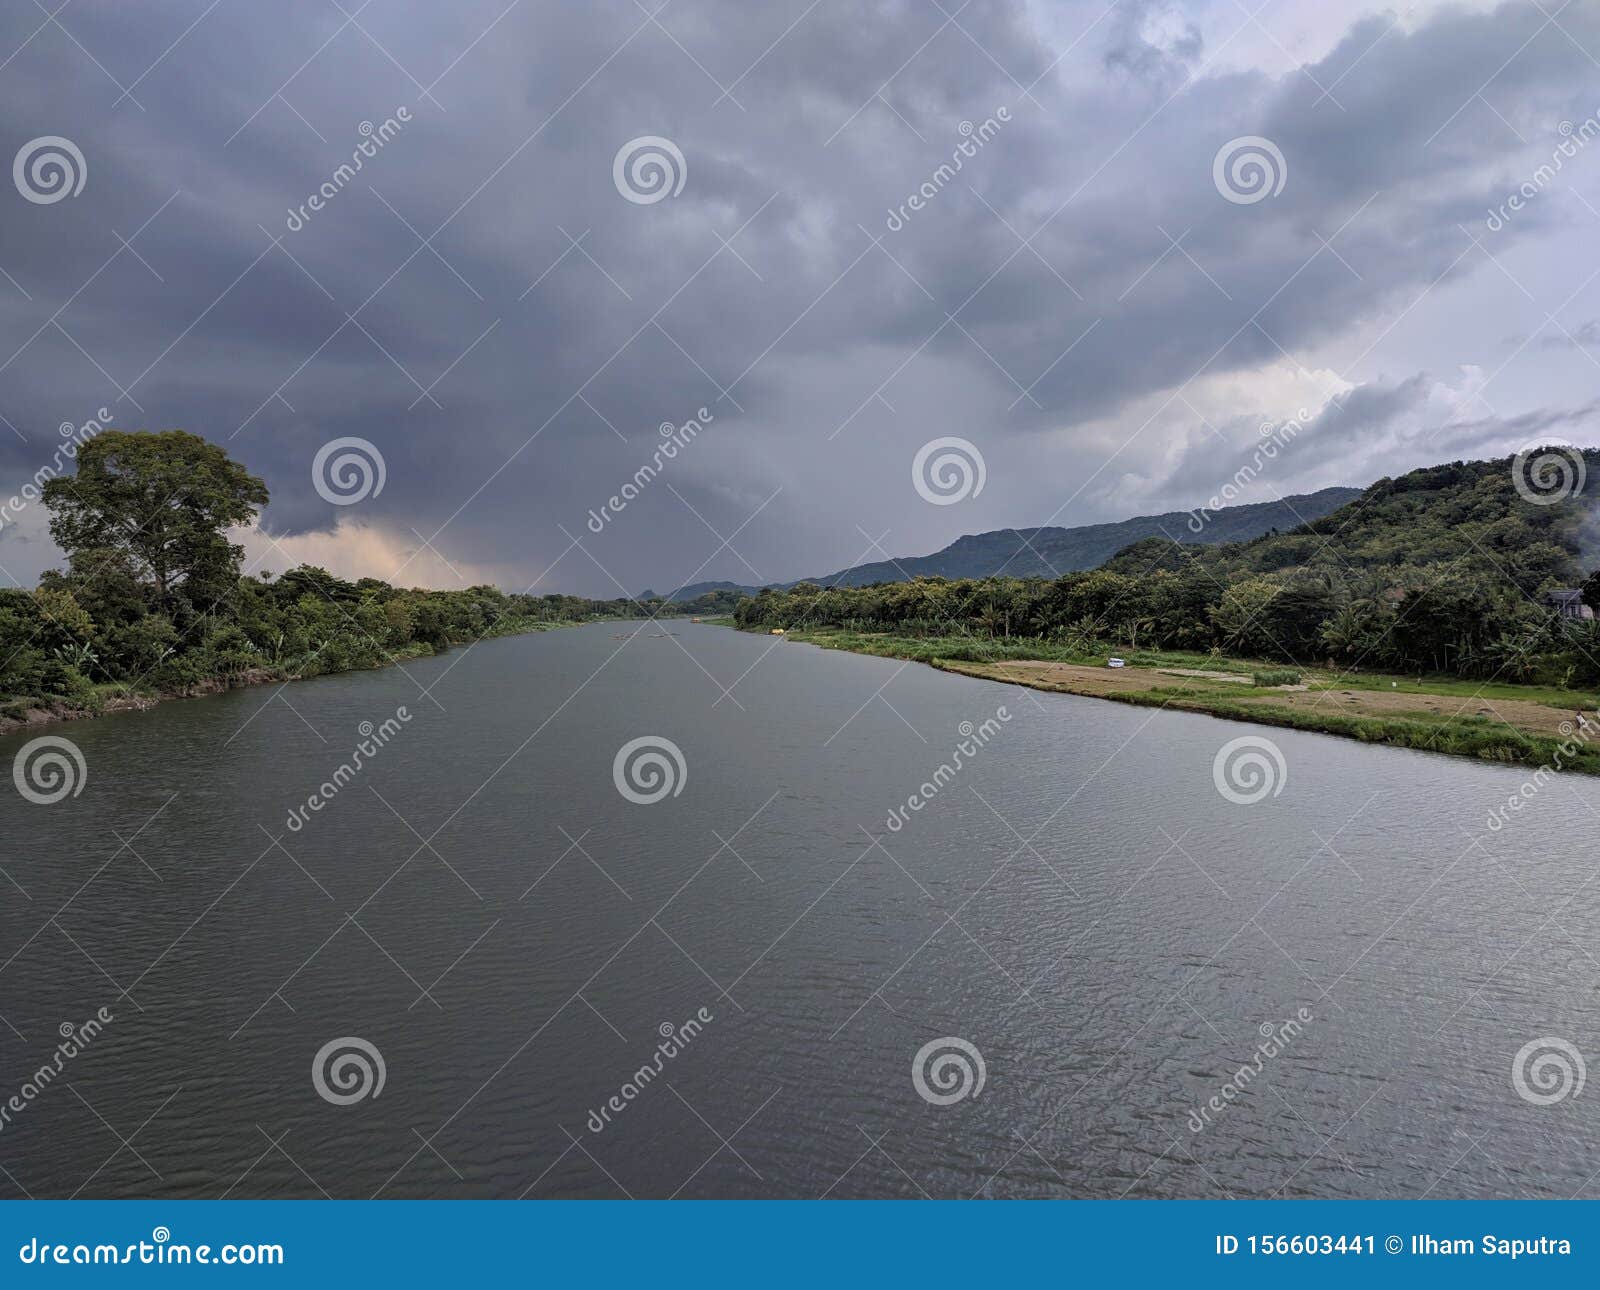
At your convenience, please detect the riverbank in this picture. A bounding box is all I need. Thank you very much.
[0,617,594,738]
[765,627,1600,775]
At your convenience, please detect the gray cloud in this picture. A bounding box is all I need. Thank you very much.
[2,0,1598,594]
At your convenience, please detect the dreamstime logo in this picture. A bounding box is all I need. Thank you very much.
[1187,407,1315,532]
[912,1036,986,1106]
[283,708,412,833]
[311,1036,386,1105]
[612,735,687,804]
[885,707,1012,833]
[12,735,87,804]
[1211,735,1286,805]
[0,1007,113,1135]
[585,407,714,533]
[1188,1009,1313,1132]
[16,1227,283,1267]
[1212,135,1286,205]
[0,407,113,534]
[312,436,386,506]
[1510,442,1585,506]
[587,1006,715,1133]
[285,108,410,231]
[884,108,1011,231]
[1511,1036,1585,1106]
[613,136,686,204]
[14,136,86,204]
[1486,112,1600,232]
[1486,709,1600,832]
[912,437,986,505]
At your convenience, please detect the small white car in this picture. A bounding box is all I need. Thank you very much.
[1107,657,1125,668]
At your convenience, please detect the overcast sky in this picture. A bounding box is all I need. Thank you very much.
[1,0,1597,596]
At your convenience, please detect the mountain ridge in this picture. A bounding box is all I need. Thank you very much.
[648,487,1361,601]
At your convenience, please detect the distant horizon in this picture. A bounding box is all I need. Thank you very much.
[14,443,1590,597]
[10,452,1363,597]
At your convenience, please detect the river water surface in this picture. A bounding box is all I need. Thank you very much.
[4,621,1598,1198]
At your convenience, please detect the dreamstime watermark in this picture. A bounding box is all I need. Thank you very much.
[12,735,87,805]
[13,135,86,204]
[912,1036,986,1106]
[1510,442,1586,506]
[612,735,687,804]
[912,436,986,505]
[282,709,411,833]
[0,408,113,534]
[311,1036,386,1105]
[1212,135,1286,205]
[585,407,714,533]
[1187,408,1313,532]
[613,136,686,204]
[1485,113,1600,232]
[285,109,411,231]
[884,108,1011,231]
[0,1009,113,1134]
[18,1229,284,1267]
[1486,709,1599,832]
[1212,735,1287,805]
[587,1007,714,1132]
[1511,1036,1585,1106]
[312,436,386,506]
[884,707,1012,833]
[1187,1008,1313,1132]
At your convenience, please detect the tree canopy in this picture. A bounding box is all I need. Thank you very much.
[4,433,657,717]
[41,429,269,615]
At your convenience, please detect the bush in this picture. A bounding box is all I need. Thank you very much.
[147,650,212,693]
[200,623,264,675]
[99,615,178,680]
[1253,668,1302,687]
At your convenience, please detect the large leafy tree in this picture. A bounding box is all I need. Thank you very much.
[42,431,269,615]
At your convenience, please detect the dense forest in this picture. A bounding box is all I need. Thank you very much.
[0,431,652,723]
[734,454,1600,685]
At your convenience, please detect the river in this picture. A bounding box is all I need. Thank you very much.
[2,621,1597,1198]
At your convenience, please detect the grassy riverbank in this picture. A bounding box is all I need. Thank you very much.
[4,432,679,737]
[0,615,600,736]
[764,626,1600,775]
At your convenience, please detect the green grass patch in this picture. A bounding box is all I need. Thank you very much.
[767,626,1600,711]
[1066,684,1600,773]
[773,626,1253,672]
[758,626,1600,774]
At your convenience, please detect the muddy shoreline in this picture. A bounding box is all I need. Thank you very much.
[0,667,284,737]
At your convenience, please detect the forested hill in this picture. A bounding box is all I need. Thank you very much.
[734,452,1600,680]
[1101,455,1595,591]
[658,487,1359,599]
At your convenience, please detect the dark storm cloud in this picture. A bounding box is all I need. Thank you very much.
[1,0,1597,593]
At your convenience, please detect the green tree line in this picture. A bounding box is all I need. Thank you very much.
[1,431,653,718]
[734,453,1600,685]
